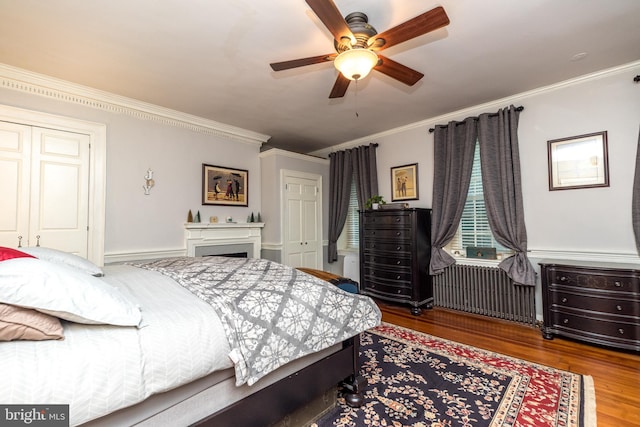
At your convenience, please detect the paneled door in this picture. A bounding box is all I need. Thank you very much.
[0,121,90,256]
[283,172,322,269]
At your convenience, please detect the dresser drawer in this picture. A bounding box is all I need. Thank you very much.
[548,267,639,293]
[548,309,640,343]
[363,265,412,283]
[362,212,411,227]
[363,253,412,268]
[362,240,412,254]
[362,228,410,240]
[550,288,640,316]
[362,278,412,300]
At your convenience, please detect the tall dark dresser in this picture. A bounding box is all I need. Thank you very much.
[359,208,432,315]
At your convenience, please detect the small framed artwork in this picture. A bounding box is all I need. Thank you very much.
[391,163,419,201]
[547,131,609,191]
[202,164,248,206]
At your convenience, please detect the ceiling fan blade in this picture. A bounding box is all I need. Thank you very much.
[270,54,336,71]
[329,73,350,98]
[374,55,424,86]
[371,6,450,51]
[306,0,355,45]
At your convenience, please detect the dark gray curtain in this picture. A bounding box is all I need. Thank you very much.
[430,117,477,274]
[633,126,640,253]
[327,149,353,263]
[352,143,379,208]
[327,143,379,263]
[477,105,536,286]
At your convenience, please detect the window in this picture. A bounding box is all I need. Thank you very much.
[447,141,511,258]
[345,176,359,249]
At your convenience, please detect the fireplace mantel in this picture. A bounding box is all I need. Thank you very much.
[185,222,264,258]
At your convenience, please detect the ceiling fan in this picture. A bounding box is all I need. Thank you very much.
[270,0,450,98]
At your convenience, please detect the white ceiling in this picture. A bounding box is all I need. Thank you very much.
[1,0,639,154]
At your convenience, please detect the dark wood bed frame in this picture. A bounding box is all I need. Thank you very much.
[192,336,364,427]
[192,267,367,427]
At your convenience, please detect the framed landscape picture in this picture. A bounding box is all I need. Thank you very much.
[391,163,419,202]
[547,131,609,191]
[202,164,248,206]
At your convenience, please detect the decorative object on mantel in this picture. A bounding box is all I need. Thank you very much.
[364,195,385,210]
[194,211,201,223]
[187,210,193,223]
[257,212,262,222]
[210,216,218,223]
[143,168,155,195]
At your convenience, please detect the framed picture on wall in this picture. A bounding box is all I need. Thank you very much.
[391,163,419,201]
[202,164,248,206]
[547,131,609,191]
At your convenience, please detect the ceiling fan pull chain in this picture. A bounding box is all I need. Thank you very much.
[355,79,359,117]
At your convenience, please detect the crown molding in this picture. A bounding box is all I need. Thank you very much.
[0,63,270,146]
[259,148,329,164]
[310,60,640,157]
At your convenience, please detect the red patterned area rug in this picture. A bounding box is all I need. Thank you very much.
[313,323,596,427]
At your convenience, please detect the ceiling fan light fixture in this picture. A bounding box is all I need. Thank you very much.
[334,48,378,80]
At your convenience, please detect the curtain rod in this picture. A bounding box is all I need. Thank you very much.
[428,106,524,133]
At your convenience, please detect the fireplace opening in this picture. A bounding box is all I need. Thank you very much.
[205,252,248,258]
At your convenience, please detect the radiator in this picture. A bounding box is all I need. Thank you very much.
[432,264,536,326]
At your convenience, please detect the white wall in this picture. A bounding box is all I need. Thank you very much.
[0,86,263,260]
[316,61,640,262]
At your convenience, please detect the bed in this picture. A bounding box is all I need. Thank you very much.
[0,247,381,426]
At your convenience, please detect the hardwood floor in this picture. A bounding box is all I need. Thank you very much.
[376,301,640,427]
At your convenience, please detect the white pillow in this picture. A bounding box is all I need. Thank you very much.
[20,247,104,276]
[0,258,141,326]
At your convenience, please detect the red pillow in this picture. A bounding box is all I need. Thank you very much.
[0,247,35,262]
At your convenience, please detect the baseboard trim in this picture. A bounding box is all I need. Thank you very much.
[104,249,186,264]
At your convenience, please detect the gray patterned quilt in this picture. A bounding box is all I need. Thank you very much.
[131,256,381,386]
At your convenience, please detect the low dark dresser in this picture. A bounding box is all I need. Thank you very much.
[539,259,640,351]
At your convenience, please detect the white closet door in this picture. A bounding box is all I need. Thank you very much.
[30,127,90,256]
[283,174,321,269]
[0,122,32,248]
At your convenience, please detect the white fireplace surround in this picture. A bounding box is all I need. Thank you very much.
[185,223,264,258]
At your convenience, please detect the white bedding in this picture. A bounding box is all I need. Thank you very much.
[0,264,233,426]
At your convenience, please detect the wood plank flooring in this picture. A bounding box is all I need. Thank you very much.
[377,301,640,427]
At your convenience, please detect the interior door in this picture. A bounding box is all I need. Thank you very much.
[0,122,32,249]
[283,173,322,269]
[30,127,90,256]
[0,122,90,256]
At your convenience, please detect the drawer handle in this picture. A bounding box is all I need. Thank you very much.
[563,318,569,324]
[560,276,568,282]
[561,297,568,303]
[371,244,376,249]
[396,260,401,265]
[615,281,622,287]
[616,305,623,311]
[396,232,401,236]
[396,246,401,251]
[618,328,625,335]
[396,275,401,280]
[395,217,401,222]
